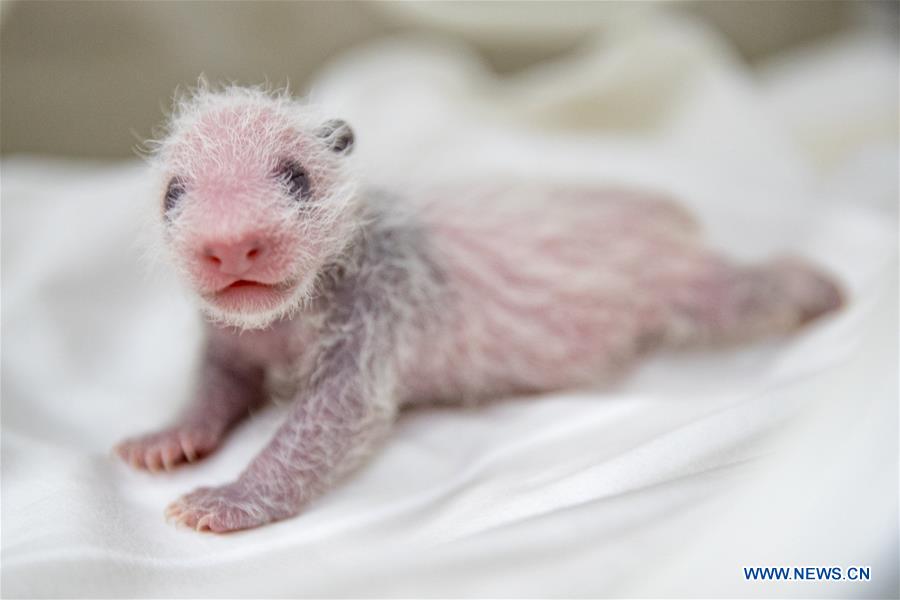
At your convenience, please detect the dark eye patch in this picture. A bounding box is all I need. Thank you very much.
[275,160,311,201]
[164,177,186,214]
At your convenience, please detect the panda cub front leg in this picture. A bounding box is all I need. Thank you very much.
[115,344,267,471]
[167,305,399,532]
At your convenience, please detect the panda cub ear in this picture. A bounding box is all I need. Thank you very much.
[316,119,354,155]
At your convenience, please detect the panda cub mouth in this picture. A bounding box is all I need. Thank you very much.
[209,278,297,312]
[220,278,296,292]
[227,279,268,289]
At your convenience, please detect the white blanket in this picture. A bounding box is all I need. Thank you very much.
[2,16,897,598]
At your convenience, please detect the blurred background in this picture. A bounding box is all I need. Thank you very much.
[1,0,897,158]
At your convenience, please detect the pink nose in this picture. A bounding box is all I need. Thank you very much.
[201,237,265,276]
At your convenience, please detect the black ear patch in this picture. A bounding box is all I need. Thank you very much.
[316,119,354,155]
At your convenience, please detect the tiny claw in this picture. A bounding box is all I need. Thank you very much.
[180,434,198,463]
[164,504,180,520]
[161,449,176,471]
[196,515,213,532]
[145,451,161,473]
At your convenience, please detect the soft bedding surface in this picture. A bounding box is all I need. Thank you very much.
[2,16,897,598]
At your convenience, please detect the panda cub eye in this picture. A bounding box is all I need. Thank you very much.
[276,160,311,201]
[164,177,186,214]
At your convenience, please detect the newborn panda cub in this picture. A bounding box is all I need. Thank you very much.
[115,87,844,533]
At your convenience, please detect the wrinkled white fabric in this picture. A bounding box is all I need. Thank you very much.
[2,16,897,598]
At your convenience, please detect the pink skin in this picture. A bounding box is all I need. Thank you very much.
[116,89,844,533]
[114,343,267,472]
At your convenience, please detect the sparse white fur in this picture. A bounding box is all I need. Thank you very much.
[146,83,360,330]
[115,85,844,533]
